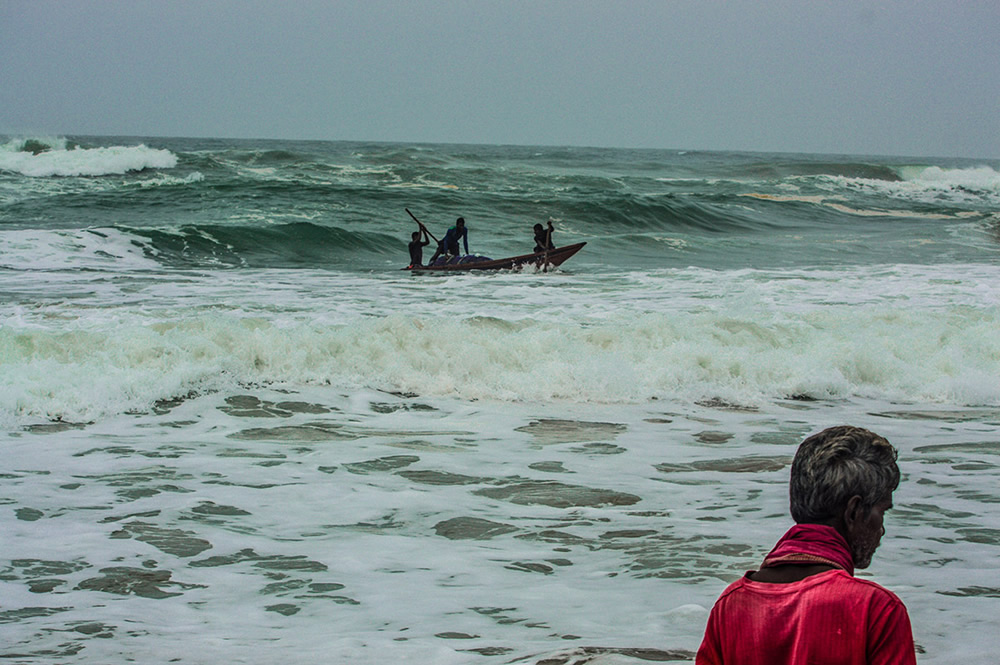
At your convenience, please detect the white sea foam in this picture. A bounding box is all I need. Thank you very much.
[2,264,998,427]
[135,171,204,187]
[902,165,1000,193]
[0,139,178,177]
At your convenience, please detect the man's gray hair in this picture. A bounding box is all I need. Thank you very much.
[789,426,900,523]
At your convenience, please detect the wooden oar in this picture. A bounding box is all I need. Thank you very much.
[406,208,439,243]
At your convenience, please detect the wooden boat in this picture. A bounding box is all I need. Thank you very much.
[404,242,586,272]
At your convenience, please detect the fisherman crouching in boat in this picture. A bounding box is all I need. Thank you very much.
[428,217,469,264]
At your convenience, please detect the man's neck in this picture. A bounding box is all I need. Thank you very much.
[748,564,836,584]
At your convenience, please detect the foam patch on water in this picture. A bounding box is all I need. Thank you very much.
[0,227,162,271]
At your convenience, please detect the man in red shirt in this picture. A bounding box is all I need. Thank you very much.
[696,426,916,665]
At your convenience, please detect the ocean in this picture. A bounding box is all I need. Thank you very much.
[1,135,999,663]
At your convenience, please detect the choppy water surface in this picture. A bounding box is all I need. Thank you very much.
[2,136,999,663]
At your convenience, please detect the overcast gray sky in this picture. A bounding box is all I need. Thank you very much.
[2,1,997,158]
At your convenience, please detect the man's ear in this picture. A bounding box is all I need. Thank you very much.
[842,495,864,533]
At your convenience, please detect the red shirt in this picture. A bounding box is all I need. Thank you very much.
[696,569,915,665]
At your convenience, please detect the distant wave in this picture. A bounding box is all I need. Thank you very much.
[136,222,392,268]
[0,137,178,177]
[561,192,772,235]
[733,160,903,182]
[0,223,394,271]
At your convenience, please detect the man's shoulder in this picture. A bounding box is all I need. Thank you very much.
[840,573,907,606]
[798,571,909,614]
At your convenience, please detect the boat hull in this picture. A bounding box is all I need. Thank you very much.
[404,242,586,272]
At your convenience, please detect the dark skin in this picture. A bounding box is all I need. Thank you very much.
[748,495,891,584]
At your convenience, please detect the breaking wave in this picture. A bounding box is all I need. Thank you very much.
[3,300,999,427]
[0,137,178,177]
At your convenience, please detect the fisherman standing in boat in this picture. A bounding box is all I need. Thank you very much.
[407,226,430,268]
[533,221,555,253]
[429,217,469,264]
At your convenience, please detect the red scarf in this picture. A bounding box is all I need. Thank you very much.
[761,524,854,576]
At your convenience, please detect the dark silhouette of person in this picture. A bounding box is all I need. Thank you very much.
[533,221,554,253]
[408,227,430,267]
